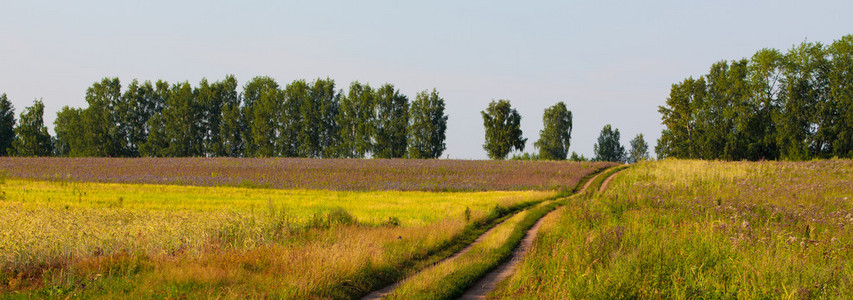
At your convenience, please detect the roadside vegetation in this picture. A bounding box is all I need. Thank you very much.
[492,159,853,299]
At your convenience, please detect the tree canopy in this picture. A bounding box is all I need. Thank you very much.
[42,76,448,159]
[658,34,853,160]
[481,99,527,160]
[534,102,572,160]
[594,124,626,163]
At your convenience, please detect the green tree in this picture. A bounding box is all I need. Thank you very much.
[243,76,281,157]
[161,82,203,157]
[120,80,165,157]
[311,78,341,158]
[10,99,53,156]
[281,80,307,157]
[138,81,171,157]
[627,133,649,163]
[534,102,572,160]
[568,151,588,162]
[0,94,15,156]
[373,84,409,158]
[407,89,447,159]
[594,124,625,163]
[219,77,244,157]
[776,42,830,160]
[81,78,123,156]
[657,77,705,159]
[336,82,375,158]
[54,106,84,156]
[744,48,783,160]
[481,99,526,160]
[828,36,853,157]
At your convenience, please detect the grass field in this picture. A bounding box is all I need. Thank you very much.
[0,158,609,298]
[0,179,553,298]
[492,159,853,299]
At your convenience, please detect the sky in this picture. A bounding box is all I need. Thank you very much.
[1,1,851,159]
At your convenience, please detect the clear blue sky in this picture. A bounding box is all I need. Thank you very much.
[1,1,851,159]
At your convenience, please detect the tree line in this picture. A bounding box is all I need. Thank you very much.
[0,76,448,159]
[657,35,853,161]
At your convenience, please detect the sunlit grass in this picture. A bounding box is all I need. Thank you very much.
[491,159,853,299]
[0,179,553,297]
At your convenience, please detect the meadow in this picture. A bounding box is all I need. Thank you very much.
[0,158,612,298]
[0,157,612,191]
[492,159,853,299]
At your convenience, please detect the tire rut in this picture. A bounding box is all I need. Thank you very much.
[360,211,518,300]
[361,168,617,300]
[458,168,621,299]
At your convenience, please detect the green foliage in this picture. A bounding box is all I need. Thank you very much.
[510,152,540,160]
[568,151,588,162]
[0,93,16,156]
[82,78,124,157]
[280,79,306,157]
[336,82,375,158]
[50,76,444,159]
[243,76,281,157]
[53,106,83,157]
[10,99,53,156]
[311,78,342,158]
[482,99,526,160]
[594,124,625,163]
[535,102,573,160]
[627,133,649,163]
[407,89,448,159]
[373,84,409,159]
[659,34,853,161]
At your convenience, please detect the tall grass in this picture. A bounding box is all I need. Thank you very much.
[491,159,853,299]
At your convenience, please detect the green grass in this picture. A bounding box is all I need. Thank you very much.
[491,159,853,299]
[377,164,618,300]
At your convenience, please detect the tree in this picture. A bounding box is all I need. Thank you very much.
[481,99,526,160]
[776,41,830,160]
[569,151,588,162]
[534,102,572,160]
[0,94,15,156]
[243,76,281,157]
[594,124,625,163]
[81,78,123,156]
[219,77,244,157]
[336,82,374,158]
[54,106,84,156]
[627,133,649,163]
[311,78,341,158]
[407,89,447,159]
[828,36,853,157]
[10,99,53,156]
[281,80,307,157]
[161,82,204,157]
[657,77,704,159]
[744,48,783,160]
[373,83,409,158]
[209,75,239,157]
